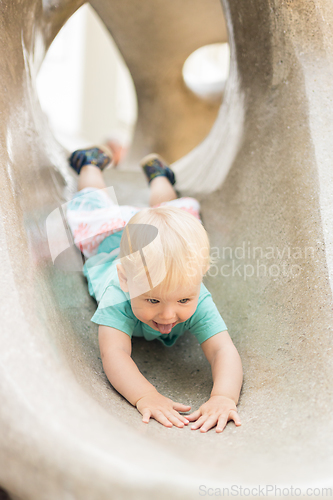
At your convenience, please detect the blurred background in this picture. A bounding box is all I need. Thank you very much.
[36,3,230,161]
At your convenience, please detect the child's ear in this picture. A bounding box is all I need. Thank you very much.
[117,263,129,292]
[203,264,210,275]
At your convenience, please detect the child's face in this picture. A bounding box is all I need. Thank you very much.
[130,281,201,334]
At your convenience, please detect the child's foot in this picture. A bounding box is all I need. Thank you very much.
[69,146,113,174]
[140,153,176,186]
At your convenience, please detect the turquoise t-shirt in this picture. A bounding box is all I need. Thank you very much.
[83,250,227,347]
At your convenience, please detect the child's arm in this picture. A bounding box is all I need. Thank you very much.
[98,325,191,428]
[187,330,243,433]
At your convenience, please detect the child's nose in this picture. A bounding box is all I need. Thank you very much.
[159,306,176,321]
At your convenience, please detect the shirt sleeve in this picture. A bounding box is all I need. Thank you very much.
[187,288,227,344]
[90,285,137,337]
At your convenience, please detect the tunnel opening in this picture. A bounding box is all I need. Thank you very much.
[182,42,230,103]
[36,4,137,163]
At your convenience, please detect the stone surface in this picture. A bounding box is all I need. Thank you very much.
[1,0,333,499]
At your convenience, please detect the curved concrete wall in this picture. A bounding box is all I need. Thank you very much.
[0,0,333,499]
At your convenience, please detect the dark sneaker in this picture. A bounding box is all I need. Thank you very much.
[140,153,176,186]
[69,147,113,174]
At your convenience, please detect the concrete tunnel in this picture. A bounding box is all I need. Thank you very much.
[0,0,333,498]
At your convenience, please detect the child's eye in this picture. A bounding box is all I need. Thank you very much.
[178,298,190,304]
[147,298,159,304]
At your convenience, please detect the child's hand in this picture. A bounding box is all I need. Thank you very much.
[186,395,241,433]
[136,391,191,428]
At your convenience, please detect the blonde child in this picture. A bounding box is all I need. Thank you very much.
[66,147,243,433]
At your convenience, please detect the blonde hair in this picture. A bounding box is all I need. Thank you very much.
[118,206,210,296]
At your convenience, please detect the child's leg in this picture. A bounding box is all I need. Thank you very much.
[140,153,178,206]
[149,176,178,206]
[69,146,113,191]
[78,165,107,191]
[68,146,148,260]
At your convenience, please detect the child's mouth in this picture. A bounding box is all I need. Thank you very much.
[153,321,177,334]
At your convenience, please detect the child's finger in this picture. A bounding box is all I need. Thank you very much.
[200,416,218,433]
[142,409,152,424]
[166,413,186,428]
[152,411,173,428]
[186,409,201,421]
[229,410,241,426]
[172,410,189,425]
[173,402,191,412]
[216,415,229,433]
[216,411,241,432]
[190,415,206,430]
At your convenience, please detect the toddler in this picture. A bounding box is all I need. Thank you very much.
[66,147,243,433]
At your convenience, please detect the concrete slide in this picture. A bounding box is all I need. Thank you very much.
[1,0,333,498]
